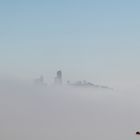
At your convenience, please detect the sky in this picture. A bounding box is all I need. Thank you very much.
[0,0,140,87]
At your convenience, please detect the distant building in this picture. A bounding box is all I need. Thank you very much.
[34,75,46,86]
[54,70,62,85]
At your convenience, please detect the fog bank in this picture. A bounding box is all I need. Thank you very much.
[0,81,140,140]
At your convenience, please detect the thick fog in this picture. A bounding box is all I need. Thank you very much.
[0,80,140,140]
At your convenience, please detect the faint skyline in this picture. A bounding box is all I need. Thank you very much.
[0,0,140,88]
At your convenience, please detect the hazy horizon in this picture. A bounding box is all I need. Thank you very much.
[0,0,140,139]
[0,0,140,89]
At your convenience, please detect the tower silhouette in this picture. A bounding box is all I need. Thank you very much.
[55,70,62,85]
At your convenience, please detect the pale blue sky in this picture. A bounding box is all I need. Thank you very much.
[0,0,140,86]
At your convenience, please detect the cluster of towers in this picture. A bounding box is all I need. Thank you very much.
[34,71,112,89]
[34,70,63,86]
